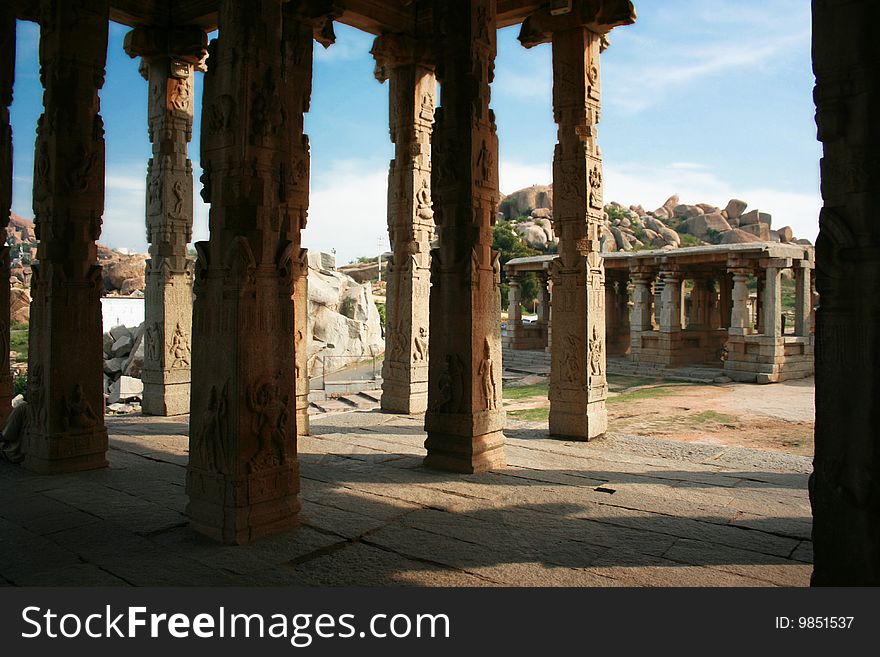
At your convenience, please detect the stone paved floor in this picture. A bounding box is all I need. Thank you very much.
[0,410,813,586]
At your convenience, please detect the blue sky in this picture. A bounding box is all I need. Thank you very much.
[10,0,818,265]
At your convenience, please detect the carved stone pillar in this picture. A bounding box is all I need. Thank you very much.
[520,2,634,440]
[794,262,812,337]
[508,277,523,324]
[372,34,435,416]
[728,269,750,334]
[763,266,782,337]
[812,0,880,584]
[187,0,324,543]
[0,7,13,426]
[718,270,732,330]
[424,0,505,473]
[658,270,681,333]
[124,27,207,416]
[630,272,653,332]
[688,275,713,330]
[25,0,109,474]
[536,272,550,325]
[755,271,764,333]
[293,251,309,436]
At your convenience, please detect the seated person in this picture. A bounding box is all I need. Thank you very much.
[0,400,28,464]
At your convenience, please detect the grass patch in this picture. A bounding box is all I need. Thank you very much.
[682,410,738,425]
[607,385,684,405]
[507,408,550,421]
[503,383,549,400]
[10,324,28,362]
[607,375,664,392]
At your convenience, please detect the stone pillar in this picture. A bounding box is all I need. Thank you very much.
[630,272,653,332]
[424,0,505,473]
[187,0,322,543]
[658,270,682,333]
[373,35,435,415]
[544,277,553,353]
[763,266,782,337]
[794,263,812,337]
[688,275,713,329]
[728,269,751,334]
[718,270,732,330]
[508,277,523,324]
[755,271,764,333]
[124,27,207,416]
[0,7,13,426]
[812,0,880,583]
[520,2,634,440]
[536,272,550,325]
[293,250,310,436]
[25,0,109,473]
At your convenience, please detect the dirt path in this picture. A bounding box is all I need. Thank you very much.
[503,375,815,457]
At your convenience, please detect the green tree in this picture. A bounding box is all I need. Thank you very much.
[492,220,540,310]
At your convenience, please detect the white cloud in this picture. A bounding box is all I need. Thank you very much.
[302,158,389,265]
[499,160,552,196]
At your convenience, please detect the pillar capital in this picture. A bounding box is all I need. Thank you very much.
[123,25,209,70]
[370,33,434,82]
[518,0,635,48]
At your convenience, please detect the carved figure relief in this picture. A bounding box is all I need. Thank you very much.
[419,92,435,122]
[145,321,161,365]
[564,334,581,383]
[170,76,192,112]
[147,174,162,214]
[416,178,434,221]
[206,94,235,136]
[250,69,284,144]
[589,325,604,378]
[64,384,97,431]
[475,139,493,186]
[248,375,290,472]
[589,164,603,209]
[170,322,190,368]
[387,320,407,363]
[478,339,497,410]
[294,329,304,379]
[432,353,464,413]
[27,364,47,429]
[413,326,428,362]
[194,381,228,473]
[67,143,97,193]
[171,179,186,218]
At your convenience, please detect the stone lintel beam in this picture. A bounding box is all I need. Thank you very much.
[518,0,636,48]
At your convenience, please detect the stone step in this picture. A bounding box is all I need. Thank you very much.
[357,389,383,404]
[338,394,377,410]
[309,399,354,414]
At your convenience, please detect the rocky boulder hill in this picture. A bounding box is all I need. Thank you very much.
[7,213,149,321]
[307,251,384,376]
[497,187,813,254]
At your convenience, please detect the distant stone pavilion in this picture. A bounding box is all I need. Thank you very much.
[505,242,815,384]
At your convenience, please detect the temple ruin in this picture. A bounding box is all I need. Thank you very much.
[1,0,877,584]
[506,242,816,383]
